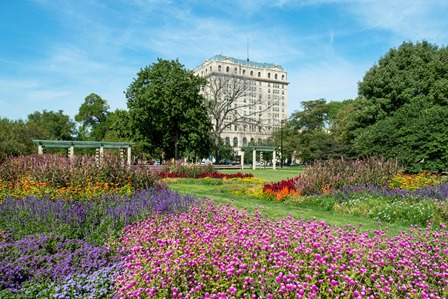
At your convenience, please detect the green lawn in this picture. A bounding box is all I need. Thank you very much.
[220,166,305,182]
[167,168,413,236]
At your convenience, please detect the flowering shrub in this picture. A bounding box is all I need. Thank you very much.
[158,172,189,179]
[388,172,442,190]
[220,177,266,198]
[0,154,161,192]
[0,234,119,294]
[263,177,301,201]
[323,183,448,226]
[0,187,198,245]
[197,172,253,179]
[158,171,253,180]
[115,201,448,298]
[0,176,135,201]
[296,156,402,195]
[21,262,122,299]
[161,163,216,178]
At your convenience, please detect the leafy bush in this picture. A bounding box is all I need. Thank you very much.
[115,201,448,298]
[296,156,402,195]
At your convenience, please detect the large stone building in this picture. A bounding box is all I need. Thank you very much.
[194,55,289,153]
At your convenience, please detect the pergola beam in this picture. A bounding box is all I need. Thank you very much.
[32,140,134,165]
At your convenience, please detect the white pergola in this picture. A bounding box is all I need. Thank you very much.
[239,146,280,170]
[32,140,134,165]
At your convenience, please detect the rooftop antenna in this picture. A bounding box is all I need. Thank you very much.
[247,37,249,61]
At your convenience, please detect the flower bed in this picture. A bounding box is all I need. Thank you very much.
[263,177,301,201]
[115,201,448,298]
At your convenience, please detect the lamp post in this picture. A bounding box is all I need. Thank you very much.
[280,119,284,168]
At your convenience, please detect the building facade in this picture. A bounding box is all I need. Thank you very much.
[194,55,289,153]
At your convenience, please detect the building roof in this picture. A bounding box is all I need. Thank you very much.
[195,55,284,71]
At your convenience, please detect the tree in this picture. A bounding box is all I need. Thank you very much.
[27,110,76,140]
[289,99,329,131]
[351,41,448,171]
[75,93,110,140]
[126,59,212,160]
[284,99,351,163]
[201,73,279,162]
[102,109,133,142]
[0,118,47,162]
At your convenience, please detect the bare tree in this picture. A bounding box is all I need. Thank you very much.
[201,73,279,161]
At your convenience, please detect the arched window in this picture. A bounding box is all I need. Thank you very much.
[225,137,230,145]
[250,70,253,76]
[233,137,238,147]
[218,65,222,72]
[234,67,238,74]
[275,74,278,79]
[282,75,285,80]
[250,138,255,144]
[242,69,246,75]
[243,138,248,147]
[258,72,261,78]
[268,73,271,79]
[258,138,262,145]
[226,66,230,73]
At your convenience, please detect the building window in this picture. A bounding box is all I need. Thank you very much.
[282,75,285,80]
[218,65,222,72]
[225,137,230,145]
[234,67,238,74]
[243,138,248,147]
[242,69,246,75]
[226,66,229,73]
[268,73,271,79]
[275,74,278,79]
[258,72,261,78]
[210,66,212,72]
[233,137,238,147]
[250,70,253,76]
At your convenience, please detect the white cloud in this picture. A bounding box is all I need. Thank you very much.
[346,0,448,44]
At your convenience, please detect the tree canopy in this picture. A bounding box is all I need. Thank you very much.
[27,110,76,140]
[339,40,448,172]
[125,59,212,160]
[75,93,110,141]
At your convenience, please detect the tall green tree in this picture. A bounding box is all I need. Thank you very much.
[102,109,133,142]
[75,93,110,140]
[289,99,329,131]
[284,99,352,163]
[125,59,212,160]
[351,41,448,171]
[0,118,46,162]
[27,110,76,140]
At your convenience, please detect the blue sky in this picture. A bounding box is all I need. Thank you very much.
[1,0,447,121]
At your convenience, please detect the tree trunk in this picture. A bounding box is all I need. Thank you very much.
[174,130,179,161]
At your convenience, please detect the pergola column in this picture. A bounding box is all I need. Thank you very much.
[100,146,104,163]
[68,146,75,161]
[127,147,131,166]
[252,149,256,170]
[273,150,277,170]
[37,145,43,155]
[240,151,245,169]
